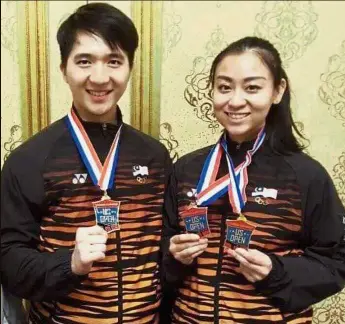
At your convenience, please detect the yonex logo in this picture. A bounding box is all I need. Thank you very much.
[72,173,88,184]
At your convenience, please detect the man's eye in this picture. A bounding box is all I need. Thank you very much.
[76,59,90,66]
[109,59,121,66]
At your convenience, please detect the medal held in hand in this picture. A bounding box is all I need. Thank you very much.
[93,196,121,233]
[225,214,256,249]
[66,109,123,233]
[181,206,210,237]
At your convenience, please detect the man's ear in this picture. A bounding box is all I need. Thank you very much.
[273,78,287,104]
[60,63,67,83]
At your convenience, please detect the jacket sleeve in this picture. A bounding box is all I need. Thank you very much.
[254,163,345,312]
[1,153,84,301]
[1,286,28,324]
[161,164,196,289]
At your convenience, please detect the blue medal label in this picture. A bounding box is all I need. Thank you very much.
[226,227,252,247]
[181,207,210,237]
[225,219,256,249]
[93,200,121,233]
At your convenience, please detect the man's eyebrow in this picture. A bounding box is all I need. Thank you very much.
[73,52,125,60]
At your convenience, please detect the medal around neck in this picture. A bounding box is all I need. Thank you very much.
[66,110,122,233]
[181,206,211,237]
[225,214,256,249]
[194,128,265,247]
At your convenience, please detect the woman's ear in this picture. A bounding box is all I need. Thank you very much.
[273,78,287,104]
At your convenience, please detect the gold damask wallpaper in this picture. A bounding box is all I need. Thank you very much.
[1,1,344,323]
[1,0,22,163]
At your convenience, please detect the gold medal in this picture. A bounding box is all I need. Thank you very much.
[237,213,247,222]
[102,190,111,201]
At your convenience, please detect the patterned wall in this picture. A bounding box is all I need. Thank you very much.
[159,1,345,323]
[1,0,344,322]
[1,1,23,164]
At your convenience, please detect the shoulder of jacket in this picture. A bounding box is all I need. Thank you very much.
[122,123,170,156]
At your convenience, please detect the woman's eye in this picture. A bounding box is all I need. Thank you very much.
[246,85,261,93]
[218,84,231,92]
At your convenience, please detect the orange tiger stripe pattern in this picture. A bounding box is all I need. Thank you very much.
[169,148,313,323]
[28,123,169,324]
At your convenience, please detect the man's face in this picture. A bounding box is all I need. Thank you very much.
[61,32,131,123]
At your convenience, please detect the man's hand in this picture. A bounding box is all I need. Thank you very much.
[169,233,208,265]
[71,225,108,275]
[227,248,272,283]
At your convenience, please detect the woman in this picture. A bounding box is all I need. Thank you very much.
[162,36,345,323]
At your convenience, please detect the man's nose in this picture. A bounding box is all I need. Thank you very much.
[88,64,110,84]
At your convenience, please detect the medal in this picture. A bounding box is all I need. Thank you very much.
[181,206,210,237]
[66,109,122,233]
[93,197,121,233]
[224,217,256,249]
[195,128,265,248]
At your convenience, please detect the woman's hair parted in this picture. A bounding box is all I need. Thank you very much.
[209,36,307,155]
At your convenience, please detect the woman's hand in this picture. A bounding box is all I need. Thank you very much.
[169,233,208,265]
[227,247,272,283]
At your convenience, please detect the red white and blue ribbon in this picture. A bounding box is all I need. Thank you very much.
[66,109,122,191]
[196,128,265,213]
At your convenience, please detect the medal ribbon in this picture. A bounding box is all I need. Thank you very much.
[66,109,122,192]
[196,128,265,213]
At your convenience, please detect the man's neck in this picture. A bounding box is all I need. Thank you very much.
[73,107,117,124]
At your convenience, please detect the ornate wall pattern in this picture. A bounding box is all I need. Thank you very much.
[3,125,23,162]
[1,0,22,165]
[162,1,182,62]
[319,41,345,127]
[333,152,345,205]
[159,123,180,162]
[183,27,226,134]
[254,1,318,67]
[313,292,345,324]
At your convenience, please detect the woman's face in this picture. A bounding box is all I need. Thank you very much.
[213,51,286,143]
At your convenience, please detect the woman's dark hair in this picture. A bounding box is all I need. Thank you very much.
[57,3,138,68]
[209,36,306,154]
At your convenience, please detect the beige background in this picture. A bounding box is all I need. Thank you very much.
[1,1,344,322]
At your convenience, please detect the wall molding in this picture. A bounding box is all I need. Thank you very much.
[131,1,163,139]
[17,0,50,140]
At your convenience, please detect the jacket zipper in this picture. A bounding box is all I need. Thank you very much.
[214,208,227,324]
[116,230,123,323]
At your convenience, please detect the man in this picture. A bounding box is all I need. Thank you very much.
[1,3,171,323]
